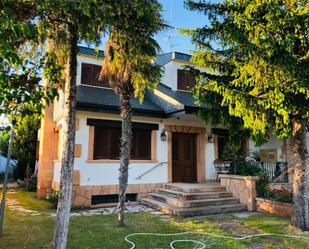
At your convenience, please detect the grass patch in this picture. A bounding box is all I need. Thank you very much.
[1,189,309,248]
[4,188,55,212]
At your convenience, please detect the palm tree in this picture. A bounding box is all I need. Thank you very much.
[100,0,164,226]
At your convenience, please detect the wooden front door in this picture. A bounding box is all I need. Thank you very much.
[172,132,197,182]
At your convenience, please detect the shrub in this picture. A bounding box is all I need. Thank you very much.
[46,191,59,207]
[265,187,293,203]
[16,178,24,187]
[229,161,263,176]
[256,170,270,198]
[25,177,37,192]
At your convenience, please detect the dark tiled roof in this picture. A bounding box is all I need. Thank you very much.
[156,84,198,109]
[155,52,192,66]
[155,53,173,66]
[76,85,165,117]
[78,46,104,58]
[78,46,192,65]
[173,52,192,62]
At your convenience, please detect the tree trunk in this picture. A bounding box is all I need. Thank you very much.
[0,125,14,235]
[291,119,309,230]
[118,88,132,227]
[52,23,78,249]
[24,160,31,189]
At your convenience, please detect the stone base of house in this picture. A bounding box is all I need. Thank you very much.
[256,198,292,217]
[50,169,164,208]
[70,183,164,208]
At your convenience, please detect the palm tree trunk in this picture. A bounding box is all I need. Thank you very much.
[291,119,309,230]
[118,88,132,227]
[52,23,78,249]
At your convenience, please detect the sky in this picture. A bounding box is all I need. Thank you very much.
[156,0,208,54]
[95,0,208,55]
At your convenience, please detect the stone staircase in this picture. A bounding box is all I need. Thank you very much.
[141,182,247,217]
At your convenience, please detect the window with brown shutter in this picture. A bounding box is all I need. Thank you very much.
[131,129,152,160]
[93,126,152,160]
[81,63,110,87]
[93,126,121,159]
[177,69,196,90]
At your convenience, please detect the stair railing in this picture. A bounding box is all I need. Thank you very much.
[135,162,168,180]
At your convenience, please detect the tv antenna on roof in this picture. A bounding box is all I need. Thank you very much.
[167,0,181,52]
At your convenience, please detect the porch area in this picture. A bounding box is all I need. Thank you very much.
[141,182,247,217]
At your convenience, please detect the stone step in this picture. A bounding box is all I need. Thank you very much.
[141,198,173,215]
[141,198,247,217]
[149,193,240,208]
[158,188,233,200]
[163,183,226,193]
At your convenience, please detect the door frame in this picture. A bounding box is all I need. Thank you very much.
[165,125,206,183]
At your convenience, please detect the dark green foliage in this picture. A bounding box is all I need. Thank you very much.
[229,161,264,176]
[0,112,40,181]
[25,177,37,192]
[184,1,309,229]
[257,176,293,203]
[184,0,309,140]
[101,0,165,100]
[46,190,59,208]
[256,171,271,198]
[265,188,293,203]
[0,1,59,117]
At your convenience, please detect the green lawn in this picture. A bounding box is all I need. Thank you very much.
[1,189,309,249]
[5,188,55,212]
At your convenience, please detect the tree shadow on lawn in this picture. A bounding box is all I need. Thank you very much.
[1,197,309,249]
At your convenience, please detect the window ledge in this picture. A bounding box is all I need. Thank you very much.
[86,159,158,164]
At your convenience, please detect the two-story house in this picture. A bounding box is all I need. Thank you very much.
[36,46,291,210]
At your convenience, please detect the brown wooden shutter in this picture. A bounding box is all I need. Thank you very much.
[81,64,92,85]
[93,127,108,159]
[81,63,110,87]
[177,69,196,90]
[109,128,121,159]
[92,64,110,87]
[131,129,151,160]
[93,125,152,160]
[93,126,121,159]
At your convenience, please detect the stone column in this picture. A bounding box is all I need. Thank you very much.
[37,104,55,198]
[219,174,259,211]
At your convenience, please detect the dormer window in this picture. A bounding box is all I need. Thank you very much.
[81,63,110,88]
[177,69,196,91]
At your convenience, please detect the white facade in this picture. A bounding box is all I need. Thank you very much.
[50,51,299,189]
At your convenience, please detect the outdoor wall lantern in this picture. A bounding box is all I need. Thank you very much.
[160,128,167,141]
[208,133,214,143]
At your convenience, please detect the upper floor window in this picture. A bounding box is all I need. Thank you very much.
[177,69,196,91]
[81,63,110,88]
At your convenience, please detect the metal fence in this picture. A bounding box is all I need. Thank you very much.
[256,162,289,183]
[216,160,289,183]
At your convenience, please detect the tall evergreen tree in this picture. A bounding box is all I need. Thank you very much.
[100,0,164,226]
[185,0,309,230]
[0,0,59,235]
